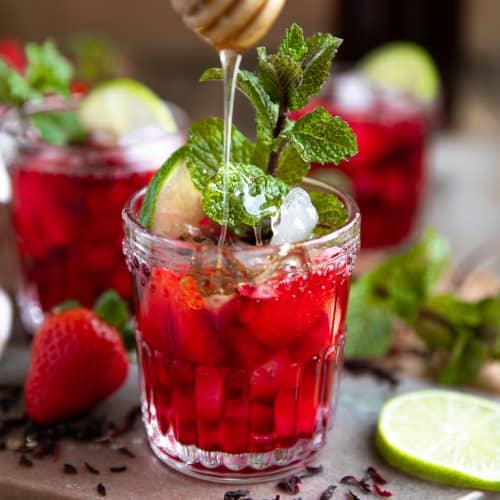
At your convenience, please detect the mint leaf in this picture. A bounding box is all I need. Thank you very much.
[29,111,87,145]
[186,118,254,191]
[0,59,38,106]
[439,330,488,386]
[291,33,342,110]
[478,297,500,356]
[94,289,135,350]
[200,68,278,145]
[362,229,450,323]
[290,107,358,164]
[276,142,310,185]
[279,23,307,62]
[25,41,73,97]
[252,140,271,170]
[258,50,302,107]
[67,35,128,84]
[309,191,348,236]
[203,162,288,228]
[345,280,393,359]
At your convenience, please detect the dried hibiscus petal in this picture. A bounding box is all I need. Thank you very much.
[374,484,393,497]
[366,466,388,484]
[277,475,301,494]
[224,490,250,500]
[340,475,371,493]
[319,484,337,500]
[63,463,77,474]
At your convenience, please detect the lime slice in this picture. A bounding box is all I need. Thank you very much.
[79,78,176,137]
[140,147,204,238]
[376,390,500,490]
[360,42,440,103]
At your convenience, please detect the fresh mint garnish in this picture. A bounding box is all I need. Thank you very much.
[24,41,73,97]
[344,280,393,359]
[29,111,87,146]
[193,23,357,238]
[66,35,128,84]
[203,162,288,228]
[276,142,310,186]
[186,118,254,191]
[309,191,349,236]
[289,107,358,164]
[346,230,450,359]
[0,59,35,105]
[200,69,278,146]
[0,40,85,145]
[346,229,500,386]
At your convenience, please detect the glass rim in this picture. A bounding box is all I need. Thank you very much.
[3,96,189,154]
[321,69,440,119]
[122,177,361,256]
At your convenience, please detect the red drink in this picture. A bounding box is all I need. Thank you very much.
[294,73,431,248]
[9,110,186,330]
[123,181,360,482]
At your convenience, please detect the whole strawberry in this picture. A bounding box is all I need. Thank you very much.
[25,307,129,424]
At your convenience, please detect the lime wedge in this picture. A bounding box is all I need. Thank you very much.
[140,147,204,238]
[360,42,440,103]
[79,78,176,137]
[376,390,500,491]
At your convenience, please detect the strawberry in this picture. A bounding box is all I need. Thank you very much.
[25,308,129,424]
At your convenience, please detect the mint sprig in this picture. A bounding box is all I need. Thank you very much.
[193,23,357,238]
[346,230,450,359]
[346,229,500,386]
[0,40,85,145]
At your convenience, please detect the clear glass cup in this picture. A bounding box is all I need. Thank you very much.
[122,178,360,483]
[292,71,438,249]
[6,102,187,331]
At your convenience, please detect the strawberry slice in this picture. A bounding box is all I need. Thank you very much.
[140,268,224,364]
[235,271,337,349]
[25,308,128,424]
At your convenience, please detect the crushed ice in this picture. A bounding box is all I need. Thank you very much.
[271,187,318,246]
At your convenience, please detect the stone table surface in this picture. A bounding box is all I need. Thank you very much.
[1,343,497,500]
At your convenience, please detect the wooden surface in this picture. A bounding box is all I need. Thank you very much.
[2,343,497,500]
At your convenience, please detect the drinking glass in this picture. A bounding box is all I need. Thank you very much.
[123,178,360,483]
[7,102,187,331]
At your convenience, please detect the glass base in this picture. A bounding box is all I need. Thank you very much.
[146,418,326,484]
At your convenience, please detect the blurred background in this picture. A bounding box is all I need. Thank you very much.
[0,0,499,291]
[0,0,498,133]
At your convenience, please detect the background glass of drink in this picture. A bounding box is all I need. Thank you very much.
[123,179,360,482]
[294,72,437,249]
[7,102,187,331]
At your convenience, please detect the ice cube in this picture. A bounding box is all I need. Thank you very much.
[271,187,318,246]
[334,73,375,112]
[119,125,183,169]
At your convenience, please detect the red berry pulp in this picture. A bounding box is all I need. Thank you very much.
[294,90,428,248]
[135,263,350,457]
[10,142,160,314]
